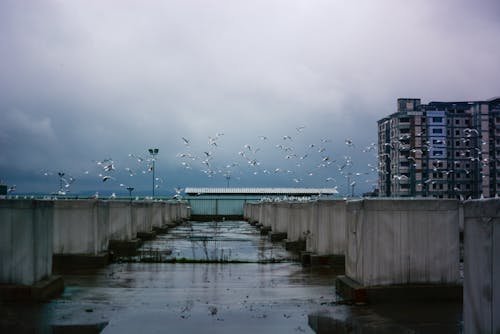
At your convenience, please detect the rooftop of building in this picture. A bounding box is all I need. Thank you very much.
[184,187,339,195]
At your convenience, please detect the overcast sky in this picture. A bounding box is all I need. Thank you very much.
[1,0,499,197]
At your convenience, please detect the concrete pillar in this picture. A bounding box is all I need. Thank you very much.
[163,202,173,226]
[273,202,290,233]
[243,203,250,220]
[345,199,460,286]
[307,200,346,256]
[0,200,54,285]
[260,202,270,227]
[151,202,164,228]
[463,198,500,334]
[107,200,133,240]
[179,201,189,219]
[287,202,312,242]
[131,201,153,235]
[53,200,108,255]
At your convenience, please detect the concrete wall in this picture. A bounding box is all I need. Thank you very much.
[107,201,133,240]
[151,202,164,228]
[345,199,460,286]
[261,202,273,228]
[53,200,109,255]
[0,200,54,285]
[273,202,290,233]
[463,198,500,334]
[131,201,154,236]
[307,200,346,256]
[287,202,312,242]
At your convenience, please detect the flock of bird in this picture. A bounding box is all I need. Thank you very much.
[174,126,379,195]
[2,126,380,197]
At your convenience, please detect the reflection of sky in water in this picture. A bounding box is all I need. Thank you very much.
[137,221,296,262]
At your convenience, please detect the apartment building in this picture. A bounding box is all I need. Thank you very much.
[378,97,500,199]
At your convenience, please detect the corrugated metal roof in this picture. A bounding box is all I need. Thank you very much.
[184,187,338,195]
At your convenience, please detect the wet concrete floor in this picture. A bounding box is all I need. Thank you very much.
[1,220,463,333]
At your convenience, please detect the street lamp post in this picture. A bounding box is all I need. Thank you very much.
[148,148,159,198]
[126,186,134,198]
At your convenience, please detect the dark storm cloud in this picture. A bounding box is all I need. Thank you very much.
[1,0,499,195]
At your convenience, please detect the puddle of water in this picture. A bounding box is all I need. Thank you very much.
[134,220,297,263]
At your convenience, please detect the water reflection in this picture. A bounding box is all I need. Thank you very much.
[135,220,297,263]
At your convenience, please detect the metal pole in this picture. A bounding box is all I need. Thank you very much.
[148,148,159,198]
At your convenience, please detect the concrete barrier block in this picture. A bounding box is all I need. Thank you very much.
[307,200,347,256]
[463,198,500,334]
[345,199,460,287]
[1,200,55,286]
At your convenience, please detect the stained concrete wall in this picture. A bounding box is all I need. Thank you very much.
[0,200,54,285]
[53,200,109,255]
[151,202,164,228]
[131,202,153,236]
[273,202,290,233]
[107,201,133,240]
[261,202,273,228]
[463,198,500,334]
[179,201,189,219]
[307,200,346,256]
[345,199,460,287]
[287,202,312,242]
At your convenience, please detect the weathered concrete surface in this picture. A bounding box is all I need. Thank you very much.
[0,199,54,286]
[107,201,133,241]
[273,202,290,233]
[151,202,164,228]
[131,201,153,237]
[307,199,346,256]
[287,202,312,242]
[53,200,108,256]
[463,198,500,334]
[345,199,460,287]
[261,202,273,229]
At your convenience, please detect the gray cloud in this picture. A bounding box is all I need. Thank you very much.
[1,0,499,195]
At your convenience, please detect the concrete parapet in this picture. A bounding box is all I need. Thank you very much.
[107,200,133,241]
[345,198,460,287]
[131,201,153,236]
[151,202,164,228]
[287,202,312,242]
[307,199,346,256]
[53,200,108,256]
[273,202,290,233]
[463,198,500,334]
[0,199,54,286]
[261,202,273,228]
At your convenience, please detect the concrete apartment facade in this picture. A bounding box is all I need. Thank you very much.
[378,97,500,199]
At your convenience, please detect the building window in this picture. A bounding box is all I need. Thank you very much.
[455,130,460,136]
[434,150,443,156]
[432,117,443,123]
[433,128,443,134]
[456,140,460,146]
[455,119,460,125]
